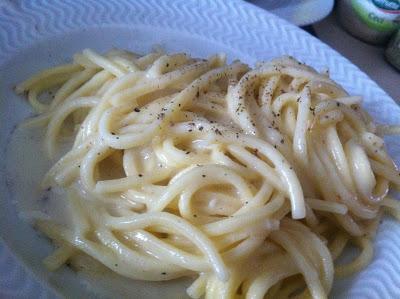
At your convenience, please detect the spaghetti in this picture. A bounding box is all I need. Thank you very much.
[16,48,400,299]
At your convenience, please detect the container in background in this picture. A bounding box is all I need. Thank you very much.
[249,0,334,26]
[337,0,400,45]
[386,29,400,70]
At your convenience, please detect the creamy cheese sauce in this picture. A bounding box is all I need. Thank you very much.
[5,124,72,227]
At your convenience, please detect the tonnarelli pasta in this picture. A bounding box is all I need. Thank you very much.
[16,48,400,299]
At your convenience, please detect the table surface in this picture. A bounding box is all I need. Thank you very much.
[313,11,399,104]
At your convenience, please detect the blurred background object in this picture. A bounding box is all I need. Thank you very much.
[249,0,334,26]
[386,29,400,70]
[337,0,400,45]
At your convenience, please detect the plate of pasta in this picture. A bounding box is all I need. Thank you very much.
[1,1,400,299]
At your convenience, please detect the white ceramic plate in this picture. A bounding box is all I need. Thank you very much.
[1,0,400,298]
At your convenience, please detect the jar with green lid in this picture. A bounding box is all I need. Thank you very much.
[337,0,400,44]
[386,29,400,70]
